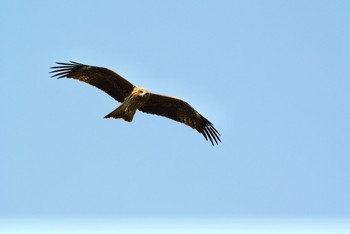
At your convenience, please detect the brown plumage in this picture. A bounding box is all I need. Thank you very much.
[50,61,221,145]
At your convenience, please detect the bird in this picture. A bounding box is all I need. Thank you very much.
[50,61,221,145]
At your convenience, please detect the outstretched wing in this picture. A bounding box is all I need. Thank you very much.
[139,94,221,145]
[50,61,134,103]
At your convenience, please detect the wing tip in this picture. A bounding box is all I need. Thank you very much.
[201,118,221,146]
[201,127,221,146]
[49,61,84,78]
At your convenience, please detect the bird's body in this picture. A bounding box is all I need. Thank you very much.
[104,87,150,122]
[50,61,221,145]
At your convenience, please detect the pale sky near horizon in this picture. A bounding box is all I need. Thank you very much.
[1,0,349,222]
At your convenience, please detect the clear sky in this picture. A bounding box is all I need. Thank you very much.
[1,0,349,226]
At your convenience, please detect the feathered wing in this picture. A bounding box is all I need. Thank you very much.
[139,94,221,145]
[50,61,134,103]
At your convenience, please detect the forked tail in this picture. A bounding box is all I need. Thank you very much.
[104,105,135,122]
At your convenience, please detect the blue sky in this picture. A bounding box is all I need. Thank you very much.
[1,0,349,227]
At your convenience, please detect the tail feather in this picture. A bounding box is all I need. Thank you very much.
[104,105,135,122]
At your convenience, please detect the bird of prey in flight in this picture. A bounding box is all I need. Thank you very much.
[50,61,221,145]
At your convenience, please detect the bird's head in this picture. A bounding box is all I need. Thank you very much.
[135,87,150,97]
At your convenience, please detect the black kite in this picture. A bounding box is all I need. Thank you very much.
[50,61,221,145]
